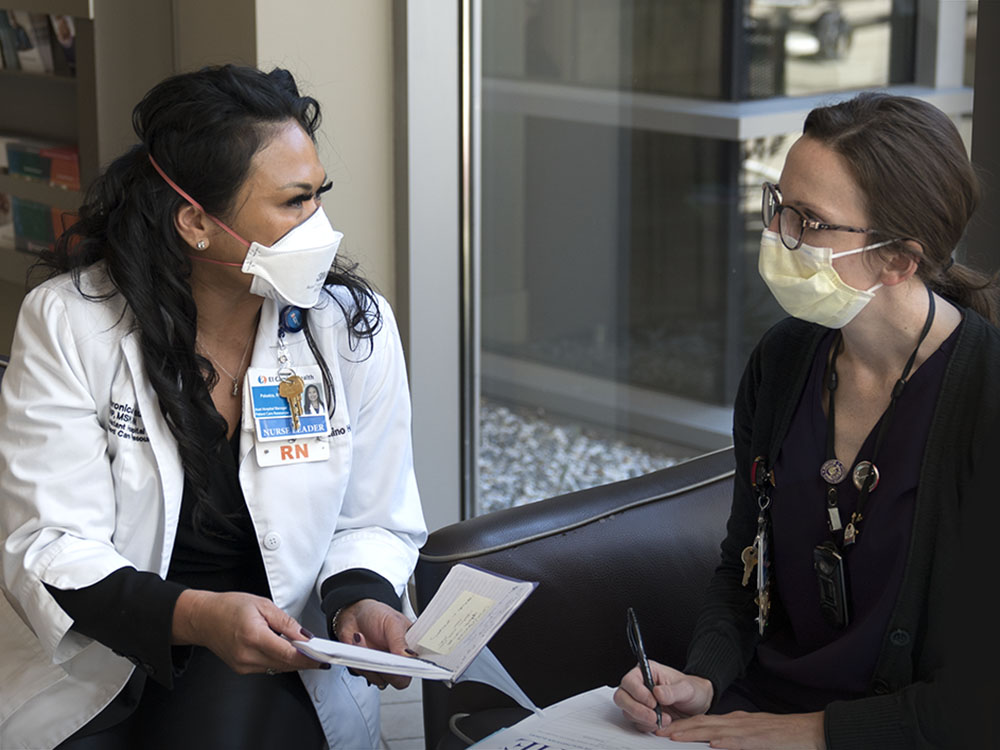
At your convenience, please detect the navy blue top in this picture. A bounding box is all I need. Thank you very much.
[748,324,959,712]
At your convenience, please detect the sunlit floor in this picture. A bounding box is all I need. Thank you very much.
[379,679,425,749]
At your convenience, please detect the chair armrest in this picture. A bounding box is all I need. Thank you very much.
[415,446,734,750]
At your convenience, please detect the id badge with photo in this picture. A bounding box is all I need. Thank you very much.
[247,365,331,442]
[246,365,332,466]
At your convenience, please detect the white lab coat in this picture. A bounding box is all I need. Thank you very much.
[0,265,427,749]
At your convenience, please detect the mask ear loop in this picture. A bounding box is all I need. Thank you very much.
[831,237,901,295]
[829,238,898,260]
[148,155,252,254]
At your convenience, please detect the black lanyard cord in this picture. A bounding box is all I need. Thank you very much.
[824,285,936,541]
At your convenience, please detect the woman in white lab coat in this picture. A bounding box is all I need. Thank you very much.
[0,65,426,749]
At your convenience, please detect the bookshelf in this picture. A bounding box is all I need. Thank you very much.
[0,0,173,292]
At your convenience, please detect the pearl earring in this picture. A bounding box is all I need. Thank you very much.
[196,240,208,250]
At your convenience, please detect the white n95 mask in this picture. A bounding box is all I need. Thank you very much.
[240,207,342,308]
[148,155,340,308]
[758,229,892,329]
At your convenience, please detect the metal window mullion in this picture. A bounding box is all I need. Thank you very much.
[399,0,463,533]
[460,0,482,520]
[915,0,968,88]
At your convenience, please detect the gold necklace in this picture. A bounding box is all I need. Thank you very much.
[198,333,254,397]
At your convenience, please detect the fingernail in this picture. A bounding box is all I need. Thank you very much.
[300,627,315,639]
[353,633,361,644]
[405,648,417,656]
[320,663,332,670]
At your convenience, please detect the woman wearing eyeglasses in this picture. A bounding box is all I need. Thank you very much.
[615,92,1000,748]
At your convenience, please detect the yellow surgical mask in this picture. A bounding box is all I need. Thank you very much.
[758,230,892,328]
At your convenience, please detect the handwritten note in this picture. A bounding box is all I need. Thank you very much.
[406,564,537,675]
[418,591,495,654]
[290,563,537,713]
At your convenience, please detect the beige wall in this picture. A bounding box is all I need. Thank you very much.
[173,0,257,69]
[254,2,398,305]
[173,0,397,304]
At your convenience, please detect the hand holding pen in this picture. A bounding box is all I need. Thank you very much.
[626,606,662,729]
[613,629,715,736]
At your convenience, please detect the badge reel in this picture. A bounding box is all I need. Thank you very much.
[247,307,332,467]
[814,542,850,630]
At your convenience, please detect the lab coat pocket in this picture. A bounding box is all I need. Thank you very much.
[0,592,65,724]
[107,439,162,554]
[339,666,381,747]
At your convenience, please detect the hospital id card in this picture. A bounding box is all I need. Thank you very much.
[247,365,331,442]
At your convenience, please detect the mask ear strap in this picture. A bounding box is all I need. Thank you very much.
[831,238,898,260]
[148,155,251,249]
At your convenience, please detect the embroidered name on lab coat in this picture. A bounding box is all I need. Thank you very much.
[108,401,149,443]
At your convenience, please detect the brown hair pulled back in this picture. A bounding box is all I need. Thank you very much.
[803,92,999,325]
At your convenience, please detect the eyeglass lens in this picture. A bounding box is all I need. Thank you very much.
[761,183,776,229]
[761,183,802,250]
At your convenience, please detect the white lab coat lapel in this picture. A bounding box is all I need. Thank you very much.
[237,301,353,613]
[119,333,184,577]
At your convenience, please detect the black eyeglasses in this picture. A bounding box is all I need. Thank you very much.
[761,182,879,250]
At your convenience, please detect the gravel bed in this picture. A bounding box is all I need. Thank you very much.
[477,397,690,513]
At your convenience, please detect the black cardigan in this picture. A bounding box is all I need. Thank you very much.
[684,310,1000,749]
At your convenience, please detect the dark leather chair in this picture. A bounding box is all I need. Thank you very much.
[414,445,735,749]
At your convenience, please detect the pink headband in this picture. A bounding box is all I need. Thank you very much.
[148,155,250,248]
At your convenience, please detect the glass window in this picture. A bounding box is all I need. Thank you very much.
[484,0,731,98]
[747,0,915,98]
[484,1,915,101]
[965,0,978,87]
[473,0,962,515]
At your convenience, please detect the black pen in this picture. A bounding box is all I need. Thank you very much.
[626,606,661,729]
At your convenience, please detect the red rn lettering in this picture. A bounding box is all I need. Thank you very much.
[279,444,310,460]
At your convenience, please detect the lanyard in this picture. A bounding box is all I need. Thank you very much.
[821,285,935,546]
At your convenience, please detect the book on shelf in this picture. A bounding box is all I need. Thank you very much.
[5,139,80,191]
[48,14,75,75]
[0,11,76,75]
[0,191,12,247]
[41,145,80,190]
[11,196,53,254]
[10,196,73,255]
[0,11,21,70]
[0,134,14,171]
[9,11,54,74]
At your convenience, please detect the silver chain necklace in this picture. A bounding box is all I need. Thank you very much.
[198,333,254,397]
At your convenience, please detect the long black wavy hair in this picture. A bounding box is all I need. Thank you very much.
[41,65,381,533]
